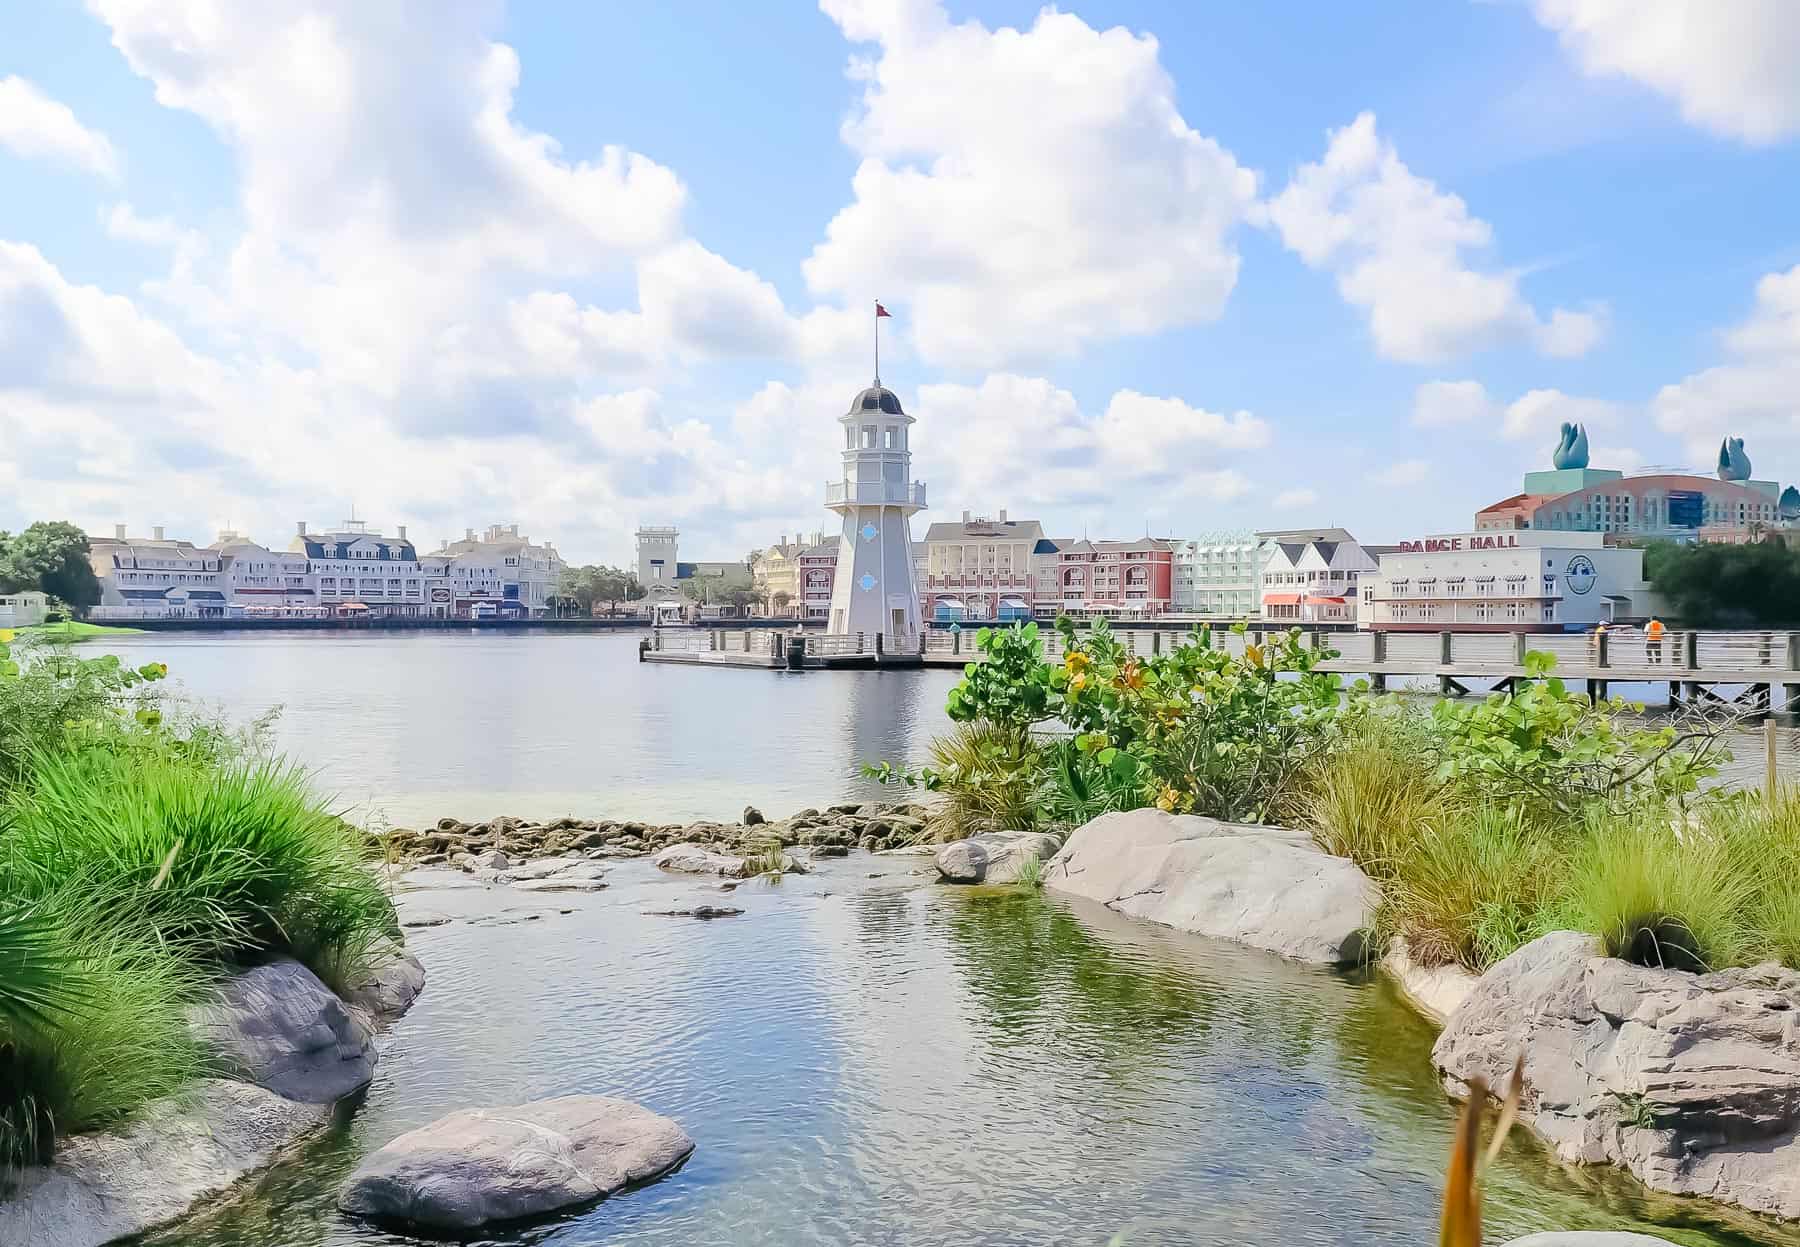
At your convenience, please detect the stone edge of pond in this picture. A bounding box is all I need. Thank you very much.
[0,950,425,1247]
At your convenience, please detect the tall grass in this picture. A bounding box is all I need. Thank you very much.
[1304,716,1445,866]
[2,748,396,993]
[0,906,205,1174]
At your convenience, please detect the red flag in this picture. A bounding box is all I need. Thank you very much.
[875,302,892,318]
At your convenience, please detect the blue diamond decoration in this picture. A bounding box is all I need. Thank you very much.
[860,522,878,542]
[858,573,877,592]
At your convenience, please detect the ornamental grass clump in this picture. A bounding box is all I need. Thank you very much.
[2,747,397,994]
[0,903,204,1176]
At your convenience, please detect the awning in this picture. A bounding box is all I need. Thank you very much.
[999,597,1029,607]
[1263,594,1302,606]
[120,588,170,600]
[1304,595,1348,605]
[190,591,226,601]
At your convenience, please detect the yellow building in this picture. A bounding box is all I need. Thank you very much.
[751,533,818,617]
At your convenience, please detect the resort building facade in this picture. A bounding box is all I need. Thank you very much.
[1171,532,1263,617]
[1257,529,1383,624]
[921,511,1045,622]
[1051,538,1174,619]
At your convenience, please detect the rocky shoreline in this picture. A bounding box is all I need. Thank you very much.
[375,800,935,866]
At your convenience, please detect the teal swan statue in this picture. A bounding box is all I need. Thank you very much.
[1552,421,1589,470]
[1718,436,1753,482]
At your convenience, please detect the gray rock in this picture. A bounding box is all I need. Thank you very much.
[742,804,765,825]
[338,1095,693,1231]
[340,946,426,1029]
[1502,1236,1678,1246]
[1435,931,1800,1222]
[653,842,751,877]
[467,848,509,871]
[810,843,849,859]
[935,830,1063,884]
[1042,809,1377,965]
[513,877,609,893]
[646,904,744,919]
[0,1079,329,1247]
[189,959,376,1103]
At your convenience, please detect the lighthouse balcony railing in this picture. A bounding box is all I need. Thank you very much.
[825,481,928,508]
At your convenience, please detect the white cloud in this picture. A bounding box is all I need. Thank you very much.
[0,75,119,179]
[911,374,1262,518]
[1374,458,1430,486]
[1652,262,1800,461]
[1268,112,1602,362]
[1412,379,1500,427]
[805,0,1259,369]
[1273,488,1318,510]
[1534,0,1800,144]
[1500,388,1626,443]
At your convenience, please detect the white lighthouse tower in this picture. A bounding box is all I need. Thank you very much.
[825,379,926,642]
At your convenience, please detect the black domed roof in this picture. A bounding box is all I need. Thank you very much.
[847,385,905,416]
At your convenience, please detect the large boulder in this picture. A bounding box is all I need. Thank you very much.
[189,959,377,1103]
[341,946,426,1029]
[0,1079,328,1247]
[338,1095,694,1231]
[653,843,752,877]
[935,830,1063,884]
[1502,1236,1678,1246]
[1042,809,1376,965]
[1435,931,1800,1221]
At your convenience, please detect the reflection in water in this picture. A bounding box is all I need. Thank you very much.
[151,868,1798,1247]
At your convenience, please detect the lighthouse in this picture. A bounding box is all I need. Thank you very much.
[825,380,926,641]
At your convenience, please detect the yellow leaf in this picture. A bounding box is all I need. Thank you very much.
[1244,644,1264,668]
[0,629,13,643]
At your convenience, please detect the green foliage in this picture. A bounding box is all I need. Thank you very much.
[1429,651,1722,818]
[945,622,1055,728]
[1012,851,1045,889]
[553,565,646,616]
[1643,537,1800,627]
[0,634,168,791]
[1303,713,1445,864]
[0,522,100,614]
[2,748,397,993]
[0,907,81,1031]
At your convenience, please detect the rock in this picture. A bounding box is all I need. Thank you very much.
[1042,810,1377,965]
[401,913,451,929]
[469,848,509,871]
[1497,1230,1677,1238]
[653,842,751,878]
[1383,937,1478,1025]
[935,831,1063,884]
[189,959,376,1103]
[338,1095,693,1231]
[494,857,608,884]
[513,877,609,893]
[646,904,744,919]
[742,805,765,825]
[1434,931,1800,1222]
[827,802,861,815]
[810,844,849,859]
[341,947,426,1028]
[0,1079,330,1247]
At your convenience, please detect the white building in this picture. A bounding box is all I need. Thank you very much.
[1171,531,1262,617]
[428,525,564,617]
[291,520,427,617]
[88,525,229,618]
[211,532,319,614]
[826,383,926,639]
[1358,530,1653,632]
[635,527,681,604]
[1258,528,1383,624]
[0,591,47,628]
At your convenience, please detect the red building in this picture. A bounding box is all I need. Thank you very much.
[1050,538,1174,618]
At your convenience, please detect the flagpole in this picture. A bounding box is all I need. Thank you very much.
[873,299,880,386]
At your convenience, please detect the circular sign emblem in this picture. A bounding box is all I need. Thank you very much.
[858,573,877,592]
[1566,555,1597,596]
[861,522,878,542]
[430,587,452,603]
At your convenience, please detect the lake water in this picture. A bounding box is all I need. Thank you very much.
[70,631,1800,1246]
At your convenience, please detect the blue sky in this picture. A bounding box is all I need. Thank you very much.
[4,0,1800,563]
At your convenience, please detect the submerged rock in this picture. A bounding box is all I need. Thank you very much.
[1042,809,1376,965]
[1435,931,1800,1222]
[935,830,1062,884]
[338,1095,694,1231]
[645,903,744,919]
[1502,1236,1678,1245]
[654,842,753,877]
[341,947,426,1029]
[0,1080,329,1247]
[189,959,376,1104]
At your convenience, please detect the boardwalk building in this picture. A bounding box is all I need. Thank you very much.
[922,511,1044,622]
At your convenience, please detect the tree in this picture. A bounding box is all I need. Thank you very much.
[772,590,793,616]
[0,522,99,615]
[720,584,761,615]
[551,566,644,616]
[1643,538,1800,627]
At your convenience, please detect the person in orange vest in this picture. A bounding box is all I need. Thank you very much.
[1646,616,1666,664]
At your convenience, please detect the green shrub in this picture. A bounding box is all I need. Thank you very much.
[922,721,1042,841]
[2,748,396,992]
[1304,714,1444,866]
[0,907,204,1173]
[0,635,166,792]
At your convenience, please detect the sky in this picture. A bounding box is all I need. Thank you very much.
[4,0,1800,564]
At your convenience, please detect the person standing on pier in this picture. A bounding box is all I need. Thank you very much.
[1646,616,1666,664]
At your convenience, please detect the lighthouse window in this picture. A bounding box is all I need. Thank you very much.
[883,427,897,449]
[845,426,855,449]
[862,425,877,448]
